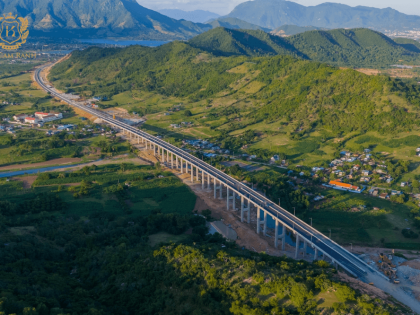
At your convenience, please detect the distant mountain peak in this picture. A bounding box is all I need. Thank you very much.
[225,0,420,31]
[158,9,220,24]
[0,0,211,40]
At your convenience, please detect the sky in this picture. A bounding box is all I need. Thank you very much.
[138,0,420,16]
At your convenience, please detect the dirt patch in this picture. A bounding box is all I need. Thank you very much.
[0,158,83,171]
[193,195,211,212]
[356,68,381,76]
[105,107,128,114]
[344,245,420,260]
[73,106,98,121]
[401,259,420,271]
[12,176,37,189]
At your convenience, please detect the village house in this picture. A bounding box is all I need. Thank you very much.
[35,112,63,122]
[24,117,38,124]
[362,170,370,176]
[328,180,361,192]
[379,193,389,199]
[13,113,28,121]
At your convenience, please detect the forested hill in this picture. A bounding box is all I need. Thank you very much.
[188,27,420,68]
[188,28,304,58]
[0,0,211,40]
[49,42,420,135]
[287,28,420,68]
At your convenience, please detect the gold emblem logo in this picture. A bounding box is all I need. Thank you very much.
[0,13,29,50]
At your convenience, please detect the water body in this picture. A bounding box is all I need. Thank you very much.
[79,39,169,47]
[0,160,101,179]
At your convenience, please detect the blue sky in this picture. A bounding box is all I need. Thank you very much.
[139,0,420,16]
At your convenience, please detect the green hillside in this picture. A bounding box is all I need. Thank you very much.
[287,28,420,68]
[49,41,420,136]
[393,38,420,53]
[187,27,420,68]
[188,27,303,57]
[207,17,271,32]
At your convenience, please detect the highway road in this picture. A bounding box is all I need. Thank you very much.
[35,63,379,279]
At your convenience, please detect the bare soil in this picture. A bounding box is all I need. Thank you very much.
[355,68,382,76]
[12,176,37,189]
[345,245,420,260]
[402,260,420,271]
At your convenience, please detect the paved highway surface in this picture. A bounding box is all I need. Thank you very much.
[35,63,379,279]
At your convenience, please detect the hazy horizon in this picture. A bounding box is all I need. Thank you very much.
[138,0,420,16]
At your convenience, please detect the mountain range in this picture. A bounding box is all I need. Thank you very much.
[188,27,420,68]
[0,0,211,40]
[157,9,220,24]
[225,0,420,31]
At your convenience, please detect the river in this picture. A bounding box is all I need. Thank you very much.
[0,160,101,179]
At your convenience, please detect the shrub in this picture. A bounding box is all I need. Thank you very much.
[402,228,418,239]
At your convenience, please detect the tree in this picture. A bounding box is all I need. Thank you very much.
[184,109,192,117]
[334,283,356,302]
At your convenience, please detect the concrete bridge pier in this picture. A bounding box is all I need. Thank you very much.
[213,177,218,198]
[256,208,267,235]
[314,248,318,260]
[196,167,199,182]
[295,233,300,259]
[202,171,205,189]
[240,196,250,223]
[181,158,184,173]
[191,164,194,182]
[171,154,174,169]
[226,188,235,210]
[274,220,286,250]
[303,241,307,257]
[207,173,211,191]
